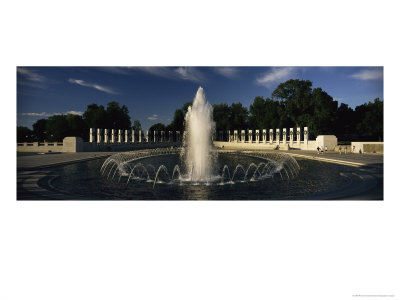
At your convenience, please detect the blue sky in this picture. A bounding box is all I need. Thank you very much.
[17,66,383,131]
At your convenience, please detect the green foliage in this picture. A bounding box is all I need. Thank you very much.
[213,103,231,132]
[32,118,47,141]
[17,126,33,142]
[45,115,70,141]
[149,123,166,132]
[132,120,142,131]
[165,101,193,132]
[19,81,383,143]
[355,98,383,141]
[104,101,131,129]
[83,104,106,129]
[229,102,249,130]
[83,102,131,130]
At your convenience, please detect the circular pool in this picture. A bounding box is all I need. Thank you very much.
[40,149,368,200]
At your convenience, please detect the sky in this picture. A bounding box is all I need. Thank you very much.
[17,66,383,131]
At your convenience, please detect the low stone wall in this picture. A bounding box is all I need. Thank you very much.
[351,142,383,154]
[213,141,277,150]
[17,142,65,152]
[17,137,182,153]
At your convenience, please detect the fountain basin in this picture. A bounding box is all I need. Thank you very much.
[35,148,373,200]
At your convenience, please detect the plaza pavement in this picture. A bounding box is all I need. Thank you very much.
[17,152,111,170]
[16,149,383,200]
[279,149,383,168]
[17,149,383,171]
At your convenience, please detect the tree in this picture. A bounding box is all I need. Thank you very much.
[45,115,69,141]
[229,102,249,130]
[66,114,88,140]
[335,103,356,139]
[132,120,142,131]
[149,123,166,132]
[309,88,338,136]
[83,104,106,129]
[271,79,340,137]
[104,101,131,129]
[355,98,383,141]
[272,79,313,127]
[32,118,47,141]
[166,101,193,132]
[213,103,231,132]
[17,126,33,142]
[249,96,266,129]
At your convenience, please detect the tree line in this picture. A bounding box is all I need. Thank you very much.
[151,79,383,141]
[17,101,141,142]
[17,79,383,142]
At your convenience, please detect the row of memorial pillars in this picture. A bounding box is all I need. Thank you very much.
[89,128,182,143]
[222,127,309,145]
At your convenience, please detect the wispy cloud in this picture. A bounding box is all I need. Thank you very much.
[350,68,383,80]
[68,78,118,94]
[65,110,84,116]
[175,67,204,82]
[21,110,84,117]
[147,114,158,120]
[255,67,294,87]
[21,112,50,117]
[17,67,46,82]
[135,67,205,83]
[214,67,239,79]
[17,67,48,89]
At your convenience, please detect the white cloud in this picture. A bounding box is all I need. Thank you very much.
[214,67,239,78]
[350,68,383,80]
[21,110,84,117]
[68,78,118,94]
[174,67,204,82]
[17,67,45,82]
[135,67,205,83]
[256,67,294,87]
[21,112,49,117]
[147,114,158,120]
[65,110,84,115]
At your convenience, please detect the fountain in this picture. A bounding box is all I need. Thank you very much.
[100,87,300,192]
[181,86,215,182]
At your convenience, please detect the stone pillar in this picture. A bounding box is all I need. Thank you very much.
[289,128,294,146]
[89,128,95,143]
[282,128,287,145]
[255,130,259,143]
[169,131,173,142]
[145,131,149,143]
[262,129,267,143]
[138,130,142,143]
[160,131,165,142]
[297,127,301,146]
[276,128,280,144]
[104,129,109,143]
[234,130,238,142]
[304,127,309,144]
[97,128,102,143]
[248,129,253,143]
[176,131,180,142]
[118,129,122,143]
[269,129,273,144]
[153,131,158,143]
[241,130,245,143]
[131,130,135,143]
[111,129,116,143]
[124,130,129,143]
[227,130,231,142]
